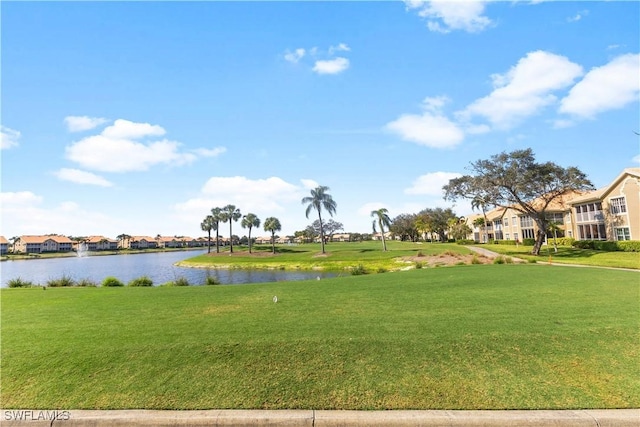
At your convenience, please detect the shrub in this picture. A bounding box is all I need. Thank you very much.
[128,276,153,287]
[572,240,595,250]
[504,256,514,264]
[456,239,476,245]
[47,274,75,287]
[77,278,98,287]
[493,256,506,264]
[415,261,423,269]
[102,276,124,287]
[471,255,482,265]
[594,241,619,252]
[351,264,368,275]
[522,238,536,246]
[416,251,424,257]
[618,241,640,252]
[7,277,34,288]
[205,276,220,285]
[494,240,517,246]
[376,267,388,274]
[173,277,190,286]
[555,237,575,247]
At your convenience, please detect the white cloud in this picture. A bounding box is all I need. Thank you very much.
[64,116,109,132]
[404,171,462,196]
[1,126,21,150]
[65,119,213,172]
[313,57,350,75]
[284,48,306,63]
[567,10,588,23]
[0,191,120,237]
[54,168,113,187]
[461,50,583,129]
[633,154,640,164]
[0,191,43,207]
[328,43,350,55]
[192,147,227,157]
[101,119,165,139]
[558,53,640,119]
[387,95,464,148]
[173,176,316,234]
[405,0,493,33]
[300,179,319,189]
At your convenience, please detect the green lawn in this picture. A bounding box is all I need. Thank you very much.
[180,241,471,272]
[2,265,638,410]
[483,244,640,269]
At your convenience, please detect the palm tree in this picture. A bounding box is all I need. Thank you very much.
[210,207,223,253]
[201,215,216,253]
[263,217,282,254]
[117,234,131,250]
[241,213,261,254]
[471,196,489,243]
[220,204,242,253]
[301,185,337,254]
[371,208,392,251]
[547,221,562,253]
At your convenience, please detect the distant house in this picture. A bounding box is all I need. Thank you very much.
[255,236,273,245]
[331,233,351,242]
[0,236,8,255]
[126,236,158,250]
[82,236,118,251]
[13,235,74,254]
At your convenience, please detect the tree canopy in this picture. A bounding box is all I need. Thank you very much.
[443,148,593,255]
[301,186,337,254]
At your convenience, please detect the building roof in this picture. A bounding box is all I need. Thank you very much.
[569,168,640,205]
[85,235,117,243]
[0,236,8,244]
[18,235,74,244]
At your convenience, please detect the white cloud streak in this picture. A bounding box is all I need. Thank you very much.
[54,168,113,187]
[558,53,640,119]
[1,126,21,150]
[312,57,350,75]
[65,119,223,172]
[64,116,109,132]
[284,48,306,64]
[460,50,583,129]
[404,171,462,195]
[385,96,464,148]
[405,0,493,33]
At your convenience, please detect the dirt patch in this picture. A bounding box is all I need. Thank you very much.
[312,252,332,258]
[401,252,493,267]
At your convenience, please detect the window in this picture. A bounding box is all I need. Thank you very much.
[505,233,510,240]
[610,197,627,215]
[512,217,517,227]
[615,227,631,241]
[522,229,535,239]
[504,218,509,227]
[578,224,607,240]
[545,212,564,225]
[519,216,533,228]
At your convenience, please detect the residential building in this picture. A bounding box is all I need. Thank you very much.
[0,236,8,255]
[81,236,118,251]
[464,168,639,243]
[13,235,74,253]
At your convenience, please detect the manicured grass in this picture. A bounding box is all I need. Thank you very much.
[181,241,470,272]
[2,265,638,410]
[484,244,640,269]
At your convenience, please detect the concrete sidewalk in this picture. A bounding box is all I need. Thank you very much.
[2,409,639,426]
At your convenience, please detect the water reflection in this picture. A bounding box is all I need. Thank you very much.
[0,250,337,287]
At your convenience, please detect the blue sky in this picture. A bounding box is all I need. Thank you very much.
[1,1,639,239]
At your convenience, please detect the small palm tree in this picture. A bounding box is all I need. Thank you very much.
[201,215,216,253]
[263,217,282,254]
[301,186,337,254]
[210,207,223,253]
[471,196,489,243]
[241,213,260,254]
[220,204,242,253]
[371,208,392,251]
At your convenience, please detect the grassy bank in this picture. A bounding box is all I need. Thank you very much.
[2,265,638,410]
[180,241,472,272]
[483,244,640,269]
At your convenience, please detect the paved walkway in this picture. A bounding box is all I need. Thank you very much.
[2,409,639,426]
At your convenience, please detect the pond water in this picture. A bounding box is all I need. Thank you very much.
[0,250,337,287]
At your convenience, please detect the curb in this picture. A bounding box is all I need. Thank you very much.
[2,409,639,426]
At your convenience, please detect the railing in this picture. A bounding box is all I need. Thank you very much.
[576,210,604,223]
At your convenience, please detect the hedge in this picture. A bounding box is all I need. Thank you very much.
[571,240,640,252]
